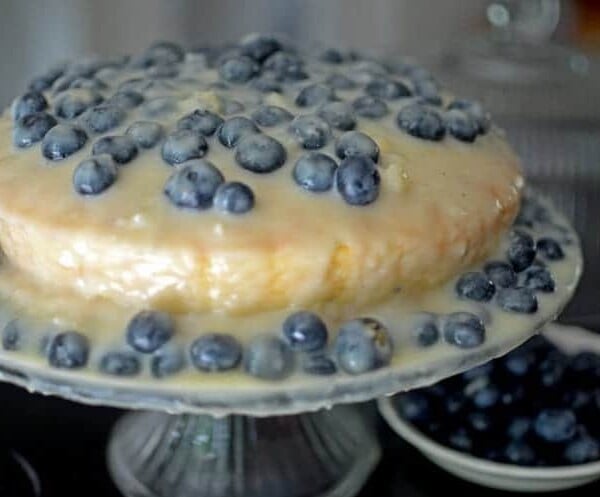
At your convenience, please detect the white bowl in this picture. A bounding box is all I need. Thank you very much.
[378,323,600,493]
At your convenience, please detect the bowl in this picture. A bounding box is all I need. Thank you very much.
[378,323,600,493]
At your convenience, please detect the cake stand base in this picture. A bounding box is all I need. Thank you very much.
[107,404,380,497]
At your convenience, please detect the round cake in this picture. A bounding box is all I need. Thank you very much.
[0,34,581,414]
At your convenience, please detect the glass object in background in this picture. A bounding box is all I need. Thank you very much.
[0,450,40,497]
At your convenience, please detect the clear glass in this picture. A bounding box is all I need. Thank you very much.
[107,405,380,497]
[0,450,41,497]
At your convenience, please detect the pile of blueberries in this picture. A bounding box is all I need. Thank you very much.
[395,335,600,466]
[11,34,491,211]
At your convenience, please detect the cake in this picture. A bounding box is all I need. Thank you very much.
[0,35,581,409]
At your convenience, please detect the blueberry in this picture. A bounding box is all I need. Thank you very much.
[288,115,331,150]
[48,331,89,369]
[12,91,48,121]
[245,336,294,380]
[164,159,224,209]
[235,134,287,173]
[445,109,478,143]
[443,312,485,349]
[220,98,245,115]
[462,362,493,381]
[177,109,224,137]
[472,385,500,409]
[507,230,536,272]
[484,261,517,289]
[100,351,141,376]
[28,65,65,92]
[41,124,88,161]
[263,52,307,81]
[497,287,538,313]
[412,78,442,106]
[126,310,174,354]
[126,121,164,149]
[213,181,255,214]
[190,333,242,372]
[448,428,473,452]
[13,112,57,148]
[447,99,490,134]
[336,155,381,206]
[141,41,185,66]
[92,135,138,165]
[219,55,259,83]
[515,198,551,227]
[445,393,465,415]
[151,347,186,378]
[55,89,104,119]
[250,76,283,94]
[537,237,565,261]
[282,311,328,352]
[410,313,440,347]
[326,74,357,90]
[317,101,356,131]
[303,354,337,376]
[335,131,380,162]
[395,392,430,423]
[161,129,208,165]
[2,320,22,351]
[352,96,388,119]
[504,349,536,376]
[240,33,281,62]
[538,352,566,387]
[335,317,392,375]
[106,90,144,109]
[534,409,577,443]
[251,105,293,127]
[569,351,600,377]
[295,84,335,108]
[396,103,445,141]
[81,104,126,134]
[468,411,492,432]
[141,97,179,118]
[73,155,118,195]
[504,441,536,465]
[217,117,260,148]
[319,48,345,64]
[523,266,555,293]
[293,153,337,193]
[455,272,495,302]
[146,63,179,79]
[365,78,411,100]
[564,435,600,464]
[508,417,532,439]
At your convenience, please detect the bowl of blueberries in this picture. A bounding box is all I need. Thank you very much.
[378,323,600,492]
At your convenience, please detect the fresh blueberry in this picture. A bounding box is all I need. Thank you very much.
[177,109,224,137]
[106,90,144,109]
[564,435,600,464]
[282,311,328,352]
[395,392,430,423]
[352,96,388,119]
[141,97,179,118]
[240,33,281,62]
[42,124,88,161]
[534,409,577,443]
[317,101,356,131]
[319,48,345,64]
[443,312,485,349]
[335,131,380,162]
[497,287,538,313]
[219,55,259,83]
[336,155,380,206]
[537,237,565,261]
[484,261,517,289]
[334,317,392,375]
[220,98,245,115]
[462,362,493,381]
[100,351,141,376]
[13,112,57,148]
[151,347,186,378]
[92,135,138,165]
[81,104,127,134]
[508,417,532,439]
[141,41,185,66]
[302,354,337,376]
[412,78,442,106]
[507,230,537,272]
[28,65,65,92]
[472,385,500,409]
[365,78,411,100]
[468,411,492,432]
[251,105,293,127]
[263,51,307,81]
[190,333,242,372]
[55,89,104,119]
[126,121,164,149]
[515,198,551,227]
[523,266,555,293]
[504,441,536,465]
[164,159,224,209]
[538,351,567,387]
[569,351,600,378]
[48,331,89,369]
[445,393,465,415]
[295,84,335,108]
[217,116,260,148]
[326,74,357,90]
[2,320,22,351]
[396,103,446,141]
[410,313,440,347]
[73,155,118,195]
[213,181,255,214]
[146,63,179,79]
[447,99,490,134]
[161,129,208,165]
[504,349,536,376]
[68,77,108,92]
[293,152,337,193]
[448,428,473,452]
[126,310,174,354]
[455,272,496,302]
[288,115,331,150]
[235,134,287,173]
[244,336,294,380]
[12,91,48,121]
[250,76,283,93]
[445,109,479,143]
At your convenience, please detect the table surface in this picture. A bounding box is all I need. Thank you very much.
[1,383,599,497]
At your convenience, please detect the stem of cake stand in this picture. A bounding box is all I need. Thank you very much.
[107,404,380,497]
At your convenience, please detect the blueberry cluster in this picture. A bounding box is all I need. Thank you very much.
[396,335,600,466]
